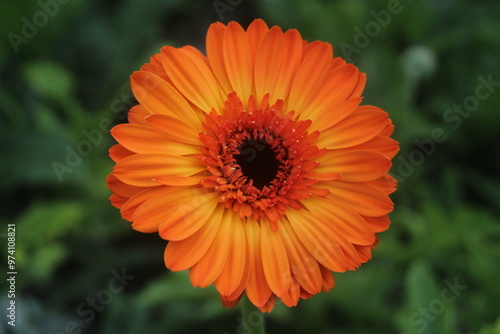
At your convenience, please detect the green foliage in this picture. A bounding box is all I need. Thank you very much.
[1,0,499,333]
[16,201,84,281]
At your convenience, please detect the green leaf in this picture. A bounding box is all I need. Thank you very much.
[23,61,74,100]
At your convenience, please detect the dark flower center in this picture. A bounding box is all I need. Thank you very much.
[197,92,328,223]
[235,139,280,190]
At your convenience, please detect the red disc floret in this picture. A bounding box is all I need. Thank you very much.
[196,93,329,228]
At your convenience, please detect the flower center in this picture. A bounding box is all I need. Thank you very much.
[197,92,329,225]
[234,139,280,190]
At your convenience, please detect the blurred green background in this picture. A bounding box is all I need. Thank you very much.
[1,0,499,333]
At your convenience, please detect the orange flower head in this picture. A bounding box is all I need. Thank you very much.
[107,19,399,312]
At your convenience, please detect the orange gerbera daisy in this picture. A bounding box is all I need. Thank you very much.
[107,19,398,312]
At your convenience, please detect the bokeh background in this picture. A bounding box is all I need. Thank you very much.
[1,0,500,333]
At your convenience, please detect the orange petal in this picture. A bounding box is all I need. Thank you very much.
[363,215,391,233]
[329,232,362,271]
[279,218,322,294]
[223,22,253,102]
[298,64,361,126]
[109,144,134,163]
[307,98,362,132]
[308,172,340,182]
[280,278,301,307]
[354,244,373,263]
[181,45,207,62]
[189,208,233,287]
[128,105,150,125]
[131,187,198,233]
[130,71,201,130]
[223,264,249,304]
[206,22,232,95]
[366,174,398,195]
[141,53,171,83]
[162,46,224,113]
[219,241,251,303]
[301,196,375,245]
[317,107,389,149]
[301,41,323,58]
[120,186,172,221]
[319,265,335,292]
[343,135,399,159]
[316,150,392,182]
[245,218,273,308]
[215,210,248,297]
[293,205,365,271]
[165,206,224,271]
[106,172,143,198]
[155,175,205,186]
[110,193,127,210]
[300,288,313,300]
[286,209,347,272]
[145,114,201,145]
[113,154,204,187]
[220,293,243,309]
[260,218,291,298]
[298,208,364,270]
[159,190,219,241]
[349,72,366,98]
[380,122,395,137]
[246,19,269,63]
[111,124,199,155]
[287,42,333,113]
[254,26,283,102]
[323,181,394,217]
[257,294,277,313]
[320,64,362,102]
[268,29,303,104]
[141,62,170,83]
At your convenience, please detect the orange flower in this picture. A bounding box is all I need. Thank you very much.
[107,19,398,312]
